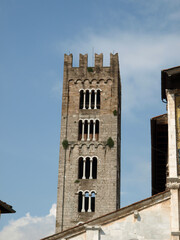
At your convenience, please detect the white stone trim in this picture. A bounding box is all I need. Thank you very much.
[167,90,178,178]
[166,182,180,189]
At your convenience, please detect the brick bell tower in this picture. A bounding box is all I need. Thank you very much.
[56,53,121,233]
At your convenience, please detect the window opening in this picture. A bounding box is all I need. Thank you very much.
[78,192,82,212]
[95,120,99,141]
[85,90,89,109]
[85,192,89,212]
[97,90,100,109]
[92,157,97,179]
[78,157,83,179]
[91,192,95,212]
[84,120,88,141]
[78,120,82,140]
[85,157,90,179]
[91,90,95,109]
[79,90,84,109]
[90,120,93,140]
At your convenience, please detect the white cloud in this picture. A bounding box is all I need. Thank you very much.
[0,204,56,240]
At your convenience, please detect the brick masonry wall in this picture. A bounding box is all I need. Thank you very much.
[56,53,121,232]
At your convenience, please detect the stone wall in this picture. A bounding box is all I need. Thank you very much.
[56,53,121,232]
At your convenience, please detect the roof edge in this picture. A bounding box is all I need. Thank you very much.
[41,190,170,240]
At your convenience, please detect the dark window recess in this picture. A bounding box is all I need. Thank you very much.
[79,90,84,109]
[85,158,90,179]
[85,90,89,109]
[97,90,100,109]
[78,158,83,179]
[78,120,82,140]
[90,120,93,140]
[95,120,99,140]
[92,157,97,179]
[85,192,89,212]
[78,192,82,212]
[91,91,95,109]
[84,120,88,141]
[91,192,95,212]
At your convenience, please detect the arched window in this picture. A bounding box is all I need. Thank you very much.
[78,120,82,140]
[91,90,95,109]
[85,157,90,179]
[91,191,95,212]
[78,119,100,141]
[78,191,83,212]
[85,192,89,212]
[79,90,84,109]
[79,89,101,110]
[95,120,99,141]
[92,157,97,179]
[90,120,93,140]
[97,90,100,109]
[78,157,97,179]
[78,190,96,212]
[84,120,88,141]
[85,90,89,109]
[78,157,83,179]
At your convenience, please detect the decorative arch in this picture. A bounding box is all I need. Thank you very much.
[77,190,96,212]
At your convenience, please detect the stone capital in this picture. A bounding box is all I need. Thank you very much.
[166,182,180,189]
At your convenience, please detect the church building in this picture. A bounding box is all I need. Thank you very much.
[42,55,180,240]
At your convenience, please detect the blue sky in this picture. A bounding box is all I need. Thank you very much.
[1,0,180,239]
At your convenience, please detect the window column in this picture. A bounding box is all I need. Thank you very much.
[81,120,85,141]
[88,193,92,212]
[83,91,86,109]
[94,90,97,109]
[87,120,90,141]
[93,120,96,141]
[82,158,86,179]
[81,193,85,212]
[89,157,93,179]
[88,90,91,109]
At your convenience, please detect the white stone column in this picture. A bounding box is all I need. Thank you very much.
[93,120,96,141]
[87,121,90,141]
[82,158,86,179]
[81,120,85,141]
[88,193,92,212]
[89,90,91,109]
[166,90,180,239]
[89,158,93,179]
[94,90,97,109]
[81,193,85,212]
[83,91,86,109]
[167,91,178,178]
[167,183,180,240]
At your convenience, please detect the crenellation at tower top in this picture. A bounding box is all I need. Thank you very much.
[64,53,119,68]
[95,53,103,68]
